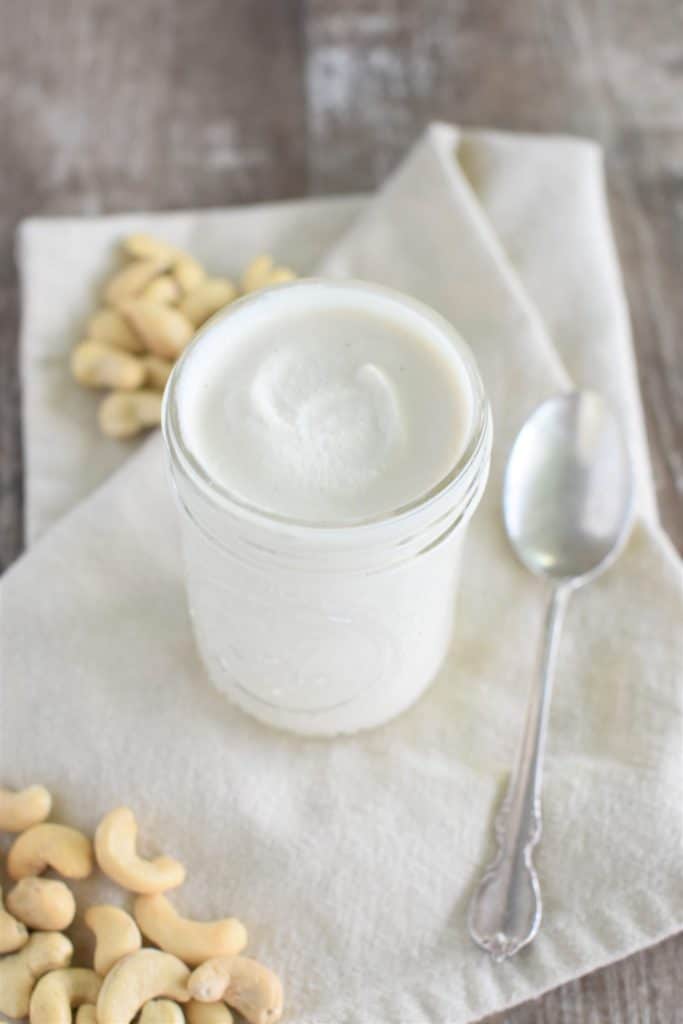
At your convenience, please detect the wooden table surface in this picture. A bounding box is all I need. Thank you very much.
[1,2,681,1021]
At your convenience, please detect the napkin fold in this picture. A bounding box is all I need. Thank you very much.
[3,124,682,1024]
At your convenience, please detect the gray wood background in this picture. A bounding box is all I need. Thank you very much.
[0,2,681,1021]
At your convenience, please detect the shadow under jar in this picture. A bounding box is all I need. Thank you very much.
[163,279,492,736]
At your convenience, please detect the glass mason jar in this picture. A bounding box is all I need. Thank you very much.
[162,281,492,736]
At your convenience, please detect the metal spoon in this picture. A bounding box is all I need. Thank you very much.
[468,390,634,961]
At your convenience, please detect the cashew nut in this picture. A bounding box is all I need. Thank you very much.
[241,255,296,294]
[134,893,247,966]
[0,931,74,1018]
[186,999,234,1024]
[0,885,29,953]
[98,389,163,439]
[29,967,101,1024]
[7,877,76,931]
[75,1005,98,1024]
[173,255,206,295]
[105,257,170,305]
[85,904,142,976]
[142,354,174,391]
[123,234,179,263]
[178,278,236,327]
[267,267,296,285]
[141,275,182,305]
[71,340,146,390]
[188,957,283,1024]
[123,235,206,293]
[7,823,94,880]
[121,299,195,359]
[96,949,190,1024]
[94,807,186,894]
[87,308,145,353]
[0,784,52,832]
[139,998,187,1024]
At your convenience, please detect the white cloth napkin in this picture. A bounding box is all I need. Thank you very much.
[3,124,682,1024]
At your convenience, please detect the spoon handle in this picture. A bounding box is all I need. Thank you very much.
[468,585,569,961]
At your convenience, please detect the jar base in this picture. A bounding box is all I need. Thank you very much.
[202,664,443,737]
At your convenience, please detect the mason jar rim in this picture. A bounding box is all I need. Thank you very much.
[162,278,492,542]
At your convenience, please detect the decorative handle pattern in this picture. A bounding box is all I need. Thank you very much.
[468,585,569,961]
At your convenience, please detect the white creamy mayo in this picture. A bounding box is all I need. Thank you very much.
[165,281,491,735]
[176,283,473,521]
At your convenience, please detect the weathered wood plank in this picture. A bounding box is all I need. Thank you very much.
[0,282,22,566]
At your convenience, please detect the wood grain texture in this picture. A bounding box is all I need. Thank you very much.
[0,1,681,1020]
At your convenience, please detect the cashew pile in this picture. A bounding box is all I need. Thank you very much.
[0,785,283,1023]
[71,234,297,440]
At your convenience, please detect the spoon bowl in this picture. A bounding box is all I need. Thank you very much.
[504,391,634,583]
